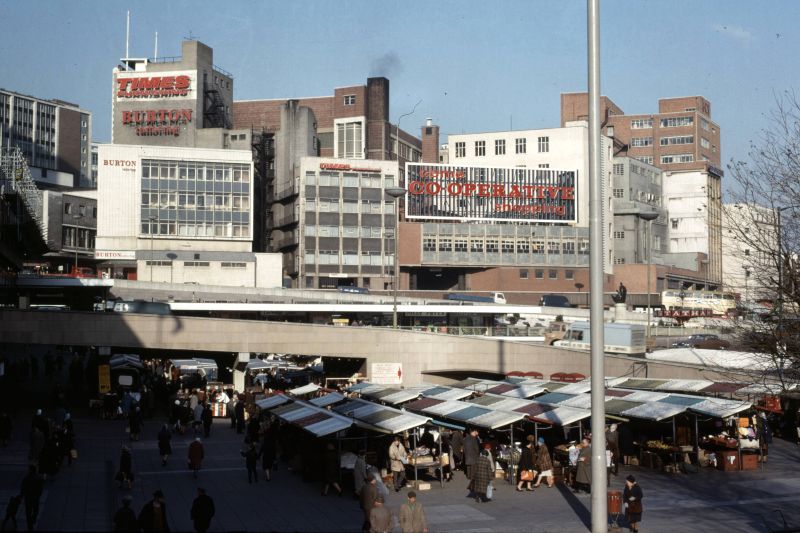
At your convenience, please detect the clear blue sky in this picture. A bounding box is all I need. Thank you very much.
[2,0,798,186]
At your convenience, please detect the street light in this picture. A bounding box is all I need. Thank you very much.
[385,186,406,329]
[637,211,658,345]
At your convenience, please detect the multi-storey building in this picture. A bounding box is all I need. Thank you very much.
[41,189,97,273]
[561,93,723,283]
[0,89,92,187]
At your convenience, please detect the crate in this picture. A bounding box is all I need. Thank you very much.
[717,450,739,471]
[740,453,758,471]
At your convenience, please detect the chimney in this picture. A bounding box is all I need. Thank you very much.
[421,119,440,164]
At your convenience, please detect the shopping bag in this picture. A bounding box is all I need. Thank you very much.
[520,469,535,481]
[486,482,493,500]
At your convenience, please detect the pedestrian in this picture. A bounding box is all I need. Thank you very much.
[369,496,393,533]
[439,430,453,482]
[450,429,464,471]
[606,424,620,475]
[1,494,22,531]
[399,490,428,533]
[471,449,494,503]
[192,402,204,438]
[116,445,134,489]
[574,438,591,494]
[321,441,343,496]
[623,475,644,533]
[113,495,138,532]
[234,399,245,434]
[759,412,773,462]
[28,426,45,466]
[60,416,75,467]
[241,442,258,483]
[259,430,276,482]
[463,428,480,481]
[201,403,213,438]
[188,438,204,478]
[190,488,215,533]
[388,435,408,492]
[158,424,172,467]
[353,449,368,496]
[138,490,169,532]
[359,475,378,533]
[516,435,536,491]
[227,395,237,430]
[0,411,11,447]
[533,437,554,488]
[20,465,43,532]
[129,407,142,441]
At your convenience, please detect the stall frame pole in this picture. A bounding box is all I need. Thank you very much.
[508,424,515,485]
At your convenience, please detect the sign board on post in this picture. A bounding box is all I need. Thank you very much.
[371,363,403,385]
[98,364,111,394]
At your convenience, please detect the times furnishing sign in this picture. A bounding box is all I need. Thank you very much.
[404,163,577,223]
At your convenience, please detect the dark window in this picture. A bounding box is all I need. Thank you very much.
[519,269,528,279]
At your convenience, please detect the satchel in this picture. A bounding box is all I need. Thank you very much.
[520,469,535,481]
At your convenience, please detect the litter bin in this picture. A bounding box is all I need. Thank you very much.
[608,489,623,515]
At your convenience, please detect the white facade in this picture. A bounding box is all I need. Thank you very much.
[446,123,614,272]
[94,143,278,286]
[722,203,777,304]
[662,168,723,281]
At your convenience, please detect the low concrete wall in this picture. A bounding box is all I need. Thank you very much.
[0,310,752,386]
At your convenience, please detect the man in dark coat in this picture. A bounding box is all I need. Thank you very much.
[242,442,258,483]
[190,488,215,533]
[20,465,43,532]
[201,403,213,438]
[113,495,138,532]
[188,438,204,478]
[359,475,378,533]
[450,430,464,471]
[574,438,591,494]
[138,490,169,532]
[606,424,620,475]
[463,429,480,481]
[234,401,245,434]
[158,424,172,467]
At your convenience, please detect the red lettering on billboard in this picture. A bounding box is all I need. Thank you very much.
[116,75,192,98]
[118,109,193,137]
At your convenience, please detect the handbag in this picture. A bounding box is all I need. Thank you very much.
[520,469,535,481]
[486,482,493,500]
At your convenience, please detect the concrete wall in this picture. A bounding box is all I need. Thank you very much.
[0,309,759,387]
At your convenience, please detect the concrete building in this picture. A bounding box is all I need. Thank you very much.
[561,92,723,283]
[0,88,92,187]
[722,203,778,305]
[41,189,97,273]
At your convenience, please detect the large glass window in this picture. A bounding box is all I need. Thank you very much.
[336,121,363,159]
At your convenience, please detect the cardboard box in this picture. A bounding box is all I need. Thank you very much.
[415,482,431,491]
[740,453,758,471]
[717,450,738,471]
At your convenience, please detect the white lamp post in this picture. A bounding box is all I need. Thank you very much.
[638,211,659,342]
[385,187,406,329]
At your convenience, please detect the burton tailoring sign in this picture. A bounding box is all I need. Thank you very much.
[404,163,578,223]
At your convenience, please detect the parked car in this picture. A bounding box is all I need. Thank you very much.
[539,294,574,308]
[672,334,730,350]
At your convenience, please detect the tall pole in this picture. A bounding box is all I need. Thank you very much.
[385,187,406,329]
[587,0,607,530]
[149,216,155,282]
[72,214,83,276]
[639,211,658,342]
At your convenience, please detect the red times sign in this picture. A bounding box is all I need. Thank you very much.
[404,163,578,223]
[116,75,191,98]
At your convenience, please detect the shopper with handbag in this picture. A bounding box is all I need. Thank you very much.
[623,475,644,533]
[516,436,536,491]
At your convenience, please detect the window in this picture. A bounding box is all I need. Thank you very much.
[475,140,486,156]
[661,154,694,164]
[336,121,363,158]
[486,239,499,253]
[221,262,247,268]
[495,139,506,155]
[701,118,710,131]
[614,258,626,265]
[532,240,545,254]
[635,156,653,165]
[631,137,653,147]
[515,138,526,154]
[613,163,625,175]
[660,116,694,128]
[700,137,710,149]
[343,95,356,106]
[516,240,530,254]
[534,269,544,280]
[565,270,574,280]
[614,231,625,239]
[184,261,210,267]
[501,240,514,253]
[470,240,484,253]
[562,242,575,254]
[438,239,452,252]
[519,269,528,279]
[538,164,549,169]
[454,239,467,252]
[660,135,693,146]
[537,136,549,153]
[631,118,653,129]
[64,202,72,215]
[671,219,679,229]
[455,142,465,158]
[548,269,558,279]
[578,240,589,255]
[613,188,624,199]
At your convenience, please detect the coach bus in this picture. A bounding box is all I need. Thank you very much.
[660,290,737,317]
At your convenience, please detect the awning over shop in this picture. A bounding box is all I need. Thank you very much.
[110,354,144,370]
[527,405,591,426]
[421,386,474,401]
[255,394,291,410]
[288,383,321,396]
[688,398,752,418]
[269,399,352,437]
[621,401,688,421]
[331,398,430,434]
[310,392,346,407]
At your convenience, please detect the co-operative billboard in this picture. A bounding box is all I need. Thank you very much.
[404,163,577,223]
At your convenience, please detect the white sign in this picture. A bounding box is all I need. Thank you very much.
[95,250,136,260]
[371,363,403,385]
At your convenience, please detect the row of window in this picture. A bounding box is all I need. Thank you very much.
[454,136,549,158]
[140,221,249,238]
[61,227,95,249]
[630,116,694,129]
[305,199,395,214]
[306,251,393,266]
[422,237,588,255]
[142,160,251,182]
[141,192,250,211]
[519,268,575,281]
[660,135,693,146]
[306,172,393,189]
[305,225,386,238]
[661,154,693,164]
[64,203,97,219]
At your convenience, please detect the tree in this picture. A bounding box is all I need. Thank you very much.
[724,91,800,389]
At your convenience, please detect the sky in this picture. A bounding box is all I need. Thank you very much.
[2,0,799,191]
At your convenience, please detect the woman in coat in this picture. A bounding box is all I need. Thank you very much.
[117,446,134,489]
[623,475,644,533]
[516,436,536,491]
[260,429,277,482]
[574,438,591,494]
[188,438,204,478]
[534,438,554,488]
[471,449,494,503]
[158,424,172,467]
